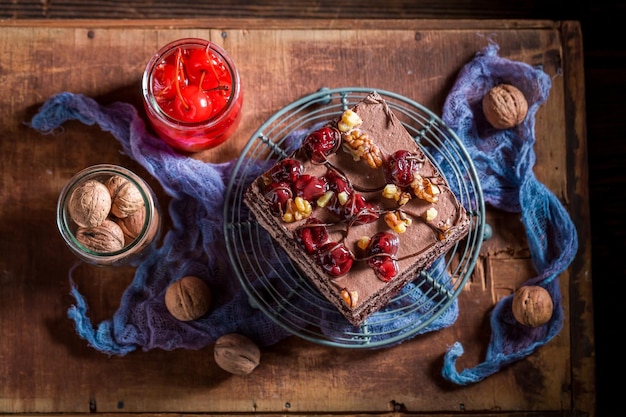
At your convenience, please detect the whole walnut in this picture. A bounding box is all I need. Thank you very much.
[68,179,111,228]
[482,84,528,129]
[214,333,261,375]
[75,219,125,252]
[512,285,554,327]
[106,175,144,218]
[117,206,146,243]
[165,276,212,321]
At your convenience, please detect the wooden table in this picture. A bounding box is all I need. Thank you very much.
[0,19,593,416]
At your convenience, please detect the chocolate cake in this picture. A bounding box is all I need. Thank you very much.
[244,92,470,326]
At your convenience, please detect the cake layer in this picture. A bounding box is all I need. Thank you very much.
[244,92,470,326]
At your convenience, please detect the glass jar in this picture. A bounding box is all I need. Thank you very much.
[141,38,243,152]
[57,164,161,266]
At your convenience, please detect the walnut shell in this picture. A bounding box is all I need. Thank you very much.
[482,84,528,129]
[68,179,111,228]
[117,206,146,243]
[214,333,261,375]
[165,276,212,321]
[106,175,144,218]
[75,219,125,252]
[512,285,553,327]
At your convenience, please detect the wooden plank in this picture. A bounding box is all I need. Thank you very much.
[559,20,595,414]
[0,20,592,415]
[0,18,560,30]
[0,0,565,21]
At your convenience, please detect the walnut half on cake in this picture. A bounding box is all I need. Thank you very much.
[244,92,471,327]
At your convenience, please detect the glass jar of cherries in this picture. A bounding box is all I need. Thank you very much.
[141,38,243,152]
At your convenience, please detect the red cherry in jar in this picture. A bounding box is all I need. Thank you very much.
[142,38,243,152]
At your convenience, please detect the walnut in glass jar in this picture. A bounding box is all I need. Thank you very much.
[68,179,111,228]
[57,164,161,266]
[106,175,145,218]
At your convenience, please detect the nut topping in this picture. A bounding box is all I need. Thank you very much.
[341,288,359,308]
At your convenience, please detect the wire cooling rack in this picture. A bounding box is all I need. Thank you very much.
[224,87,485,348]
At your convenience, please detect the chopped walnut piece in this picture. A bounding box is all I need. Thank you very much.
[342,129,383,168]
[337,109,362,132]
[337,191,350,206]
[424,207,438,222]
[382,183,411,206]
[282,197,312,223]
[411,175,440,203]
[341,288,358,308]
[384,210,412,233]
[316,190,334,208]
[357,236,371,250]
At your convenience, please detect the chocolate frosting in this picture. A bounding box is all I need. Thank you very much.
[245,92,470,326]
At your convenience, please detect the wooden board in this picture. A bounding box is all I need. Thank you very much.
[0,19,593,416]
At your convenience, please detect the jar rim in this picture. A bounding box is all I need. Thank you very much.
[141,38,242,131]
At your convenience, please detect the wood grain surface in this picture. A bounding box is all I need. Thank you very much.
[0,18,593,416]
[2,12,623,417]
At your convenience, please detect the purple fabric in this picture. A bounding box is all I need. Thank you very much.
[440,43,578,383]
[29,91,459,355]
[30,93,295,352]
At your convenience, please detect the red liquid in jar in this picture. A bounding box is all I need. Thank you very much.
[142,39,243,152]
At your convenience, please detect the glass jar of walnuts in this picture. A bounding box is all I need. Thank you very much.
[57,164,161,266]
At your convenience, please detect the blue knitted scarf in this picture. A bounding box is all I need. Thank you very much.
[29,42,577,384]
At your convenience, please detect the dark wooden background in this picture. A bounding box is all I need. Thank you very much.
[1,1,623,416]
